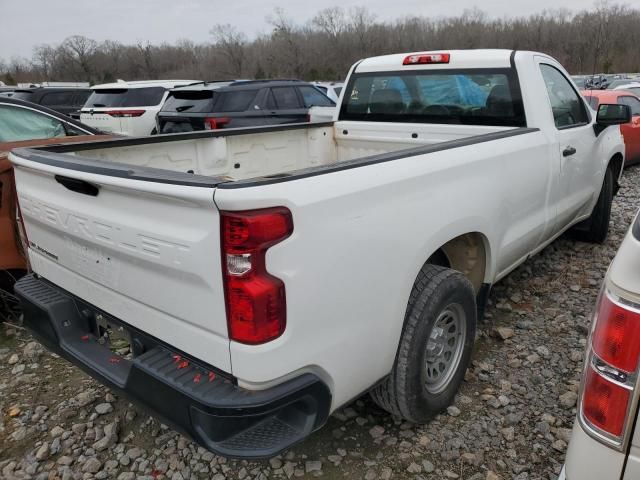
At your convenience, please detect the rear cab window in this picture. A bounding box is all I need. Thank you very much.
[339,69,526,126]
[85,87,166,108]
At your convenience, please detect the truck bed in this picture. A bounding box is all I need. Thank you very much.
[17,121,519,185]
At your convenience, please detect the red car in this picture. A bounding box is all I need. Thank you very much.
[582,89,640,165]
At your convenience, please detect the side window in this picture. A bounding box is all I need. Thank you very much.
[40,91,76,108]
[617,96,640,116]
[214,90,258,112]
[540,64,589,128]
[583,96,599,110]
[74,91,92,108]
[265,90,277,110]
[0,105,66,142]
[298,86,335,107]
[271,87,302,109]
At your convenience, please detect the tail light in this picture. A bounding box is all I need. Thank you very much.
[579,289,640,448]
[403,53,450,65]
[204,117,231,130]
[106,110,146,117]
[220,207,293,344]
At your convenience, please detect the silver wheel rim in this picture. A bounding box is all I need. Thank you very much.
[424,303,467,394]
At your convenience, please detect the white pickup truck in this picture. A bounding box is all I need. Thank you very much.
[10,50,631,458]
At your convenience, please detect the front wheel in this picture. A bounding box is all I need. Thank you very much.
[370,264,476,423]
[572,167,613,244]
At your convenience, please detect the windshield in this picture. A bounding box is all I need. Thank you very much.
[84,87,165,108]
[340,69,526,127]
[607,80,631,89]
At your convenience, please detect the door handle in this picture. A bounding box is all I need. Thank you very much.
[563,146,577,157]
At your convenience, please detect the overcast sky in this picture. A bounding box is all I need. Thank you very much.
[1,0,598,61]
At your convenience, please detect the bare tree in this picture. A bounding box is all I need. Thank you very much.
[2,4,640,84]
[31,45,56,79]
[312,7,347,39]
[210,24,247,77]
[267,8,305,78]
[61,35,98,81]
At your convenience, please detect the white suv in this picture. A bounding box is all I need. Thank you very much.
[312,81,344,103]
[561,210,640,480]
[80,80,199,136]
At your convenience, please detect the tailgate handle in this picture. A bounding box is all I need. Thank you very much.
[55,175,100,197]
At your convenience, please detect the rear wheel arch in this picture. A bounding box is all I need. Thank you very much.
[426,232,490,294]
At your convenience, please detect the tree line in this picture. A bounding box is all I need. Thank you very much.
[1,3,639,86]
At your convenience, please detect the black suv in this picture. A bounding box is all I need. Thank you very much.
[10,87,92,118]
[157,80,335,133]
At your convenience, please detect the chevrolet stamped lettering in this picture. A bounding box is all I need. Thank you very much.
[18,193,190,265]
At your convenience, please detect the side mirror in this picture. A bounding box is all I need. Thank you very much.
[597,104,631,125]
[594,104,632,136]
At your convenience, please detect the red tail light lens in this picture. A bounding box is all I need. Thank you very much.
[106,110,146,117]
[403,53,450,65]
[592,294,640,373]
[221,208,293,344]
[579,289,640,447]
[582,367,631,437]
[204,117,231,130]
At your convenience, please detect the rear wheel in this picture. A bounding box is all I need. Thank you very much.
[370,264,476,422]
[572,167,613,244]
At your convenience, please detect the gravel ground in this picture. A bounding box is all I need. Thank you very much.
[1,165,640,480]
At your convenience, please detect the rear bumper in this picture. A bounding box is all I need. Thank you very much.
[14,274,331,458]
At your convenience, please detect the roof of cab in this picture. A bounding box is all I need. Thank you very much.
[354,49,516,73]
[91,80,201,90]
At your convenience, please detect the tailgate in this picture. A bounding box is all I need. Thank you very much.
[10,149,231,371]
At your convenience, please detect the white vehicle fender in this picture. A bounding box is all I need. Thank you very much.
[597,125,625,181]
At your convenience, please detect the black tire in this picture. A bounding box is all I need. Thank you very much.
[572,167,613,243]
[370,264,476,423]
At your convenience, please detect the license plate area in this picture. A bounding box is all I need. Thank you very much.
[94,313,133,360]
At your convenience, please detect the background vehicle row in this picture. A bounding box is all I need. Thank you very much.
[157,79,335,133]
